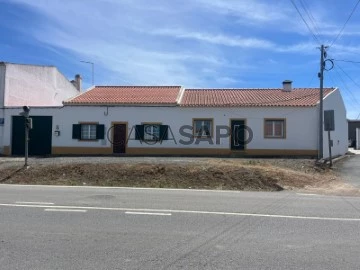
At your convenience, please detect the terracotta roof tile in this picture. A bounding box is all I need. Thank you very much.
[180,88,336,107]
[64,86,182,105]
[64,86,337,107]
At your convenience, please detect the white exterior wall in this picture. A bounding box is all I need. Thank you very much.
[0,64,5,107]
[0,105,319,154]
[322,89,348,158]
[0,65,5,153]
[3,63,79,107]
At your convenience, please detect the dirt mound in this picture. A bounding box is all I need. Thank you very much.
[0,160,340,192]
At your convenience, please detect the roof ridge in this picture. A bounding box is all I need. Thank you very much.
[95,85,182,88]
[184,88,334,91]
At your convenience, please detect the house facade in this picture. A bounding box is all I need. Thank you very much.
[0,80,348,159]
[0,62,81,155]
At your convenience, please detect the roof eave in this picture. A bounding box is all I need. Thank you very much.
[63,102,179,107]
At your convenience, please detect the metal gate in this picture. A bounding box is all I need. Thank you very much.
[11,116,52,156]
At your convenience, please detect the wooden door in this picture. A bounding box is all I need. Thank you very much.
[113,124,127,154]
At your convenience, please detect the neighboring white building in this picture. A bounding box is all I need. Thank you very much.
[0,62,81,107]
[0,79,348,159]
[0,62,81,155]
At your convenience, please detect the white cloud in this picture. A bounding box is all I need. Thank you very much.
[6,0,360,94]
[193,0,290,23]
[150,28,275,49]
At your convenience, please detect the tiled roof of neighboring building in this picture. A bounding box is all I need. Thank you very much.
[64,86,182,105]
[180,88,336,107]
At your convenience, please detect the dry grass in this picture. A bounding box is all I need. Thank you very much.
[0,158,349,193]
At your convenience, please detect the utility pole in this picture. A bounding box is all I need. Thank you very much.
[318,45,328,160]
[80,61,94,85]
[19,106,32,168]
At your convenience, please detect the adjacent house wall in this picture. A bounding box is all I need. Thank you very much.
[1,105,318,156]
[348,120,360,147]
[0,64,6,152]
[0,64,5,107]
[3,63,79,107]
[322,89,348,158]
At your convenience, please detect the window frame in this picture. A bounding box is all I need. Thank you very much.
[192,118,214,138]
[142,122,161,141]
[264,119,286,139]
[81,124,97,140]
[78,122,99,141]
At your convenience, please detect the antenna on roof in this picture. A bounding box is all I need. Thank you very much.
[80,60,94,86]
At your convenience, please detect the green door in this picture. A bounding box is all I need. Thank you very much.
[231,120,245,150]
[12,116,52,156]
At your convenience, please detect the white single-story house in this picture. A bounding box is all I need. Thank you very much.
[0,69,348,158]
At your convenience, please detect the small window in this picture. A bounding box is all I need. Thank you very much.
[144,124,160,141]
[135,124,168,141]
[264,119,285,138]
[193,119,213,137]
[72,124,104,140]
[81,124,97,140]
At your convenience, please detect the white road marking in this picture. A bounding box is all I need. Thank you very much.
[44,209,87,213]
[296,193,322,196]
[125,211,172,216]
[0,203,359,221]
[15,201,54,205]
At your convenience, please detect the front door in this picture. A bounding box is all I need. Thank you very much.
[113,124,127,154]
[231,120,245,150]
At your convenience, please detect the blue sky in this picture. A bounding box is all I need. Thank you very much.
[1,0,360,118]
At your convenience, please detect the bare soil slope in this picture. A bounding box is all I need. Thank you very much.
[1,158,351,194]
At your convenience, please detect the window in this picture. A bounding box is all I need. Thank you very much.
[193,119,213,137]
[72,124,105,140]
[264,119,285,138]
[135,124,168,141]
[81,124,97,140]
[144,124,160,141]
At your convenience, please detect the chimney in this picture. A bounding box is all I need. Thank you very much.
[70,80,77,89]
[74,74,82,91]
[282,80,292,92]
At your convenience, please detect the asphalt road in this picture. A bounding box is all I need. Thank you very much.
[338,154,360,188]
[1,185,360,269]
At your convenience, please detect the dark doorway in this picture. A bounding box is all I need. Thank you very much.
[113,124,127,154]
[12,116,52,156]
[231,120,245,150]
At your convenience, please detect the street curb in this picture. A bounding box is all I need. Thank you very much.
[332,154,350,164]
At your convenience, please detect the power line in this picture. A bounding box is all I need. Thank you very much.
[329,0,360,47]
[336,63,360,89]
[328,72,358,113]
[333,66,360,108]
[289,0,321,44]
[299,0,322,41]
[333,59,360,64]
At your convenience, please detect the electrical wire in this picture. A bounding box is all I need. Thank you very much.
[328,71,359,113]
[329,0,360,47]
[299,0,322,42]
[336,63,360,90]
[289,0,321,44]
[333,59,360,64]
[333,66,360,108]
